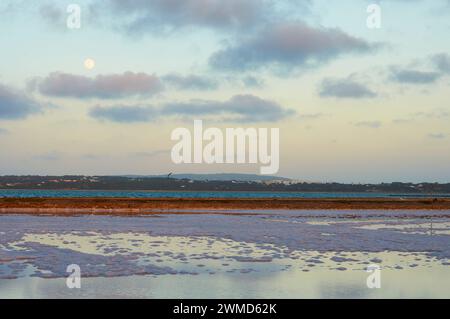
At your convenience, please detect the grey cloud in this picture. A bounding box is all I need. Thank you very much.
[392,110,449,124]
[299,113,326,120]
[431,53,450,74]
[387,52,450,86]
[319,78,377,99]
[162,74,218,90]
[428,133,446,139]
[104,0,268,33]
[242,76,265,88]
[39,2,100,31]
[0,83,42,120]
[35,72,223,98]
[89,94,294,123]
[221,75,265,89]
[0,0,32,14]
[35,72,163,99]
[39,3,65,27]
[413,110,450,119]
[209,23,378,71]
[162,94,294,122]
[89,105,156,123]
[389,68,442,84]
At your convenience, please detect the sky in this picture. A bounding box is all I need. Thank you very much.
[0,0,449,183]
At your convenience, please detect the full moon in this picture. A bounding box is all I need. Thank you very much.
[84,58,95,70]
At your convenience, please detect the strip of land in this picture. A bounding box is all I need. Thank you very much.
[1,197,450,215]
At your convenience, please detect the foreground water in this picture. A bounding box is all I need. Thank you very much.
[0,210,449,298]
[1,189,450,199]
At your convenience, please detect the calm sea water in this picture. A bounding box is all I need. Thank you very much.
[0,189,449,199]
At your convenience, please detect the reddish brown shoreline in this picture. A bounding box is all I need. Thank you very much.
[1,197,450,215]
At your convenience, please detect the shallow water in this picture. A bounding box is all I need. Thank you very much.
[2,264,449,299]
[0,210,449,298]
[1,189,450,199]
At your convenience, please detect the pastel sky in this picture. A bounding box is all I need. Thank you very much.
[0,0,449,182]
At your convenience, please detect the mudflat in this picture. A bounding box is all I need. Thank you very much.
[0,197,450,215]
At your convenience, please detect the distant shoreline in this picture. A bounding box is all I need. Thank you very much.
[2,188,450,195]
[1,197,450,215]
[2,176,450,194]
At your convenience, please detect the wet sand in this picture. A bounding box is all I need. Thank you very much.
[1,197,450,215]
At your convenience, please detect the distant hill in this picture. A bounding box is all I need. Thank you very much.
[124,173,291,182]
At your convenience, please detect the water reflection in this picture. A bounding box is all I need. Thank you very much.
[0,211,449,298]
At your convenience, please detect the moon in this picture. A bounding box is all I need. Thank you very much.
[84,58,96,70]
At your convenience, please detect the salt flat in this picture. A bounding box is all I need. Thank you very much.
[0,210,449,298]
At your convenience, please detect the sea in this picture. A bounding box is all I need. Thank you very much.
[1,189,450,199]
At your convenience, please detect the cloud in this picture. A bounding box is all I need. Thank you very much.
[389,68,442,84]
[35,72,163,99]
[89,105,157,123]
[319,77,377,99]
[209,22,378,72]
[34,71,222,98]
[413,110,450,119]
[430,53,450,74]
[354,121,382,128]
[298,113,326,120]
[0,128,9,134]
[103,0,268,33]
[89,94,294,123]
[392,109,449,124]
[0,0,30,14]
[39,3,65,28]
[0,83,43,120]
[387,53,450,86]
[162,74,218,90]
[162,94,295,122]
[428,133,446,139]
[242,76,265,88]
